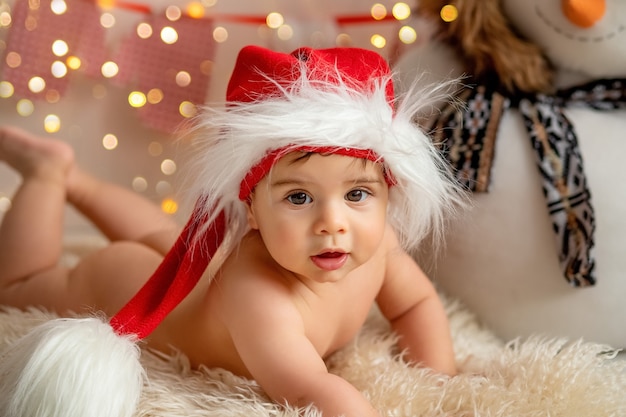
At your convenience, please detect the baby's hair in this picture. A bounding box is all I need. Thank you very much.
[181,63,467,261]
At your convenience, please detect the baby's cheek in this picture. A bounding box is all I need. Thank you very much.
[265,224,302,251]
[360,223,387,257]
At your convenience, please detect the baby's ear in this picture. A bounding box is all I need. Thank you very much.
[245,199,259,230]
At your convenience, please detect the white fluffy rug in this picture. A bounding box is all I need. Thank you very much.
[1,299,625,416]
[1,239,625,416]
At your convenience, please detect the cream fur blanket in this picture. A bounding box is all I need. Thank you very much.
[1,239,625,416]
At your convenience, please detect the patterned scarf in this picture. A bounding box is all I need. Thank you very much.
[429,78,626,287]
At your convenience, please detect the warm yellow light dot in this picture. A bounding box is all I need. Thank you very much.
[160,159,177,175]
[392,2,411,20]
[165,5,183,22]
[161,198,178,215]
[51,60,67,78]
[97,0,115,9]
[100,12,115,28]
[147,88,163,104]
[370,34,387,49]
[16,99,34,116]
[156,180,173,196]
[336,33,352,46]
[45,89,60,103]
[212,26,228,43]
[165,5,182,21]
[160,26,178,44]
[128,91,147,108]
[101,61,119,78]
[50,0,67,15]
[179,101,196,118]
[132,176,148,192]
[44,114,61,133]
[0,11,12,27]
[25,15,37,31]
[148,141,163,156]
[6,51,22,68]
[440,4,458,22]
[102,133,118,150]
[200,60,213,76]
[66,55,81,70]
[51,39,69,56]
[371,3,387,20]
[266,12,284,29]
[0,196,11,213]
[175,71,191,87]
[398,25,417,44]
[186,2,205,18]
[137,22,153,39]
[0,81,14,98]
[277,24,293,40]
[28,76,46,93]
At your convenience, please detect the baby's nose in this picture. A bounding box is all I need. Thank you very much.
[314,202,347,235]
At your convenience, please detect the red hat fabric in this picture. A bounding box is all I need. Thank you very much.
[226,45,395,105]
[110,205,225,339]
[109,45,395,339]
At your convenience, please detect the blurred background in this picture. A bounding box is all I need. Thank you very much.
[0,0,432,237]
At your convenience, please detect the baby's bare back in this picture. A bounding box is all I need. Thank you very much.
[146,231,388,378]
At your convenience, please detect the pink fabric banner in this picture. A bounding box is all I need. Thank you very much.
[112,14,215,133]
[2,0,107,99]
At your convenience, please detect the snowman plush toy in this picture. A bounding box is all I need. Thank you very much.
[395,0,626,348]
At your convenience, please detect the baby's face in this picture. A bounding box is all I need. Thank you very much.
[247,152,389,283]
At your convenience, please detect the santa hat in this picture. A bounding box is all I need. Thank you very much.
[0,45,464,417]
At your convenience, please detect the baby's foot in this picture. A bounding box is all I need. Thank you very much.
[0,126,74,182]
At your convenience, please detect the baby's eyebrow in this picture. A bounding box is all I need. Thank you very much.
[270,178,305,188]
[347,176,385,185]
[270,176,384,187]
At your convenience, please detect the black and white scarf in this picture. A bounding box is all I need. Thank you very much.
[429,78,626,287]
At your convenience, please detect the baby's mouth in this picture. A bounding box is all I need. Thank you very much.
[310,251,348,271]
[318,251,343,258]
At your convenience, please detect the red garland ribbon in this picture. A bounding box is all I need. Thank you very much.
[336,14,398,24]
[90,0,400,25]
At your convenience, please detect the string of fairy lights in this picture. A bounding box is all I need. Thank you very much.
[0,0,458,216]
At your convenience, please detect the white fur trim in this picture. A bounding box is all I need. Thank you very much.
[184,71,467,256]
[0,317,143,417]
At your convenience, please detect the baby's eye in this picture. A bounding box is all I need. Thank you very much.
[286,192,312,205]
[345,189,370,202]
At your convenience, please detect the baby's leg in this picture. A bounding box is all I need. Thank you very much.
[67,164,180,256]
[0,126,72,289]
[0,127,177,314]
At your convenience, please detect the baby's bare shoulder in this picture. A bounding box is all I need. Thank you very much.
[216,239,295,309]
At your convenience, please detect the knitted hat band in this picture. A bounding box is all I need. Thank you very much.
[238,145,396,201]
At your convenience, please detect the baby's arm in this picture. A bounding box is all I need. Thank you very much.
[376,228,457,376]
[218,273,380,417]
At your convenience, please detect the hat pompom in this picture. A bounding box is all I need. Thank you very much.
[0,317,144,417]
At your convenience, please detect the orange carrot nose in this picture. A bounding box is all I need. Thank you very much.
[562,0,606,28]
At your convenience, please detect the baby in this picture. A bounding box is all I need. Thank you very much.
[0,46,465,417]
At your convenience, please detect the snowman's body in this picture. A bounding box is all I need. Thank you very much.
[395,0,626,347]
